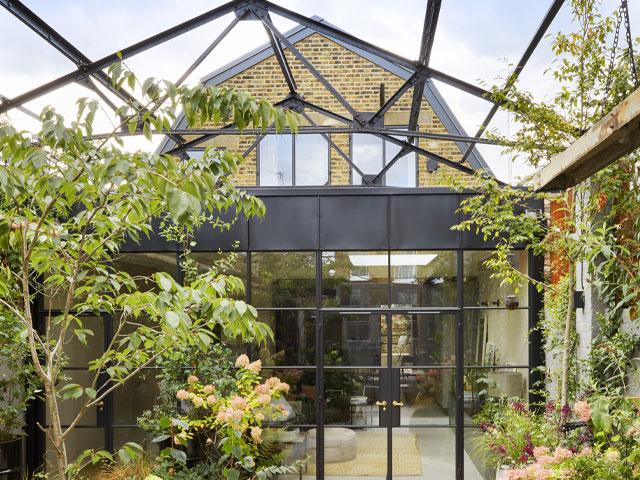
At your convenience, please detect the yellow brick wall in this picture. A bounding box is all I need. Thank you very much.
[199,33,479,187]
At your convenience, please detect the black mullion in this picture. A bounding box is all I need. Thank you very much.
[529,249,544,407]
[326,134,332,185]
[316,310,324,480]
[456,249,464,480]
[386,311,393,480]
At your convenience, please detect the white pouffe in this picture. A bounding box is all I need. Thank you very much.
[308,427,358,463]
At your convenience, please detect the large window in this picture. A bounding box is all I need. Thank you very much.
[258,134,329,186]
[351,129,417,187]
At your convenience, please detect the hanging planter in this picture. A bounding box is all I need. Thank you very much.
[0,436,22,480]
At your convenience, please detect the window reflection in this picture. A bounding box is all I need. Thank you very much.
[390,251,457,307]
[463,310,529,367]
[189,251,247,299]
[251,310,316,366]
[463,250,528,307]
[322,251,388,307]
[324,314,384,366]
[251,252,316,307]
[352,134,383,185]
[295,135,329,185]
[259,135,292,186]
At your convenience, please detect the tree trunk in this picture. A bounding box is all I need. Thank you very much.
[45,379,68,479]
[560,261,575,410]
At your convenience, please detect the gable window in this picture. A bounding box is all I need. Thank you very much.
[351,128,417,187]
[259,134,329,186]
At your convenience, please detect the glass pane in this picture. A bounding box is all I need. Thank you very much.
[323,368,383,425]
[112,252,177,292]
[259,134,292,186]
[190,251,247,299]
[46,370,99,426]
[389,313,455,367]
[260,368,317,426]
[318,426,387,477]
[324,314,385,367]
[352,134,383,185]
[385,135,416,187]
[252,310,316,366]
[463,368,529,421]
[113,370,160,425]
[46,316,104,368]
[250,252,316,307]
[463,310,529,366]
[464,426,494,480]
[390,251,457,307]
[113,426,149,453]
[322,251,388,307]
[396,368,456,426]
[47,428,104,474]
[392,426,455,478]
[295,134,329,185]
[271,427,314,476]
[463,250,529,307]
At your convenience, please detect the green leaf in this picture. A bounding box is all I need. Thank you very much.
[171,418,189,430]
[85,388,97,399]
[165,311,180,329]
[225,469,240,480]
[170,448,187,464]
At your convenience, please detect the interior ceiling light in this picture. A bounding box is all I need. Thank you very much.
[348,254,437,267]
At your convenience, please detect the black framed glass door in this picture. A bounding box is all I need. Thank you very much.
[319,311,459,480]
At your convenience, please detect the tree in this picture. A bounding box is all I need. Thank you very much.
[446,0,640,409]
[0,63,297,478]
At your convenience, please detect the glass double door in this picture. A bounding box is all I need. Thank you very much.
[319,311,459,480]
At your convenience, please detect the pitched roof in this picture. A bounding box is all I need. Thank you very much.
[158,16,492,175]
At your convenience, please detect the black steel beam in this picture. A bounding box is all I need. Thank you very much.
[260,15,363,123]
[261,17,297,94]
[367,73,422,127]
[458,0,565,164]
[275,95,354,126]
[0,1,237,114]
[94,126,507,145]
[264,0,501,104]
[0,93,39,120]
[242,122,274,158]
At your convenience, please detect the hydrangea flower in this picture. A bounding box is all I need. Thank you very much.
[176,389,189,400]
[235,354,250,367]
[187,375,199,384]
[573,400,591,423]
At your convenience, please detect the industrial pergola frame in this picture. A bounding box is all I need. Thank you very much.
[1,0,565,186]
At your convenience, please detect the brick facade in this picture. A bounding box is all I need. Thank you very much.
[197,33,480,187]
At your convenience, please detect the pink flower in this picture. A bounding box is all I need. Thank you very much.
[276,382,290,393]
[266,377,280,388]
[173,431,187,445]
[537,455,554,466]
[207,395,218,405]
[254,412,265,422]
[187,375,199,385]
[504,468,527,480]
[553,447,573,462]
[231,395,247,410]
[533,446,550,459]
[192,396,205,407]
[203,384,215,395]
[605,450,620,461]
[573,400,591,423]
[580,447,592,456]
[233,408,243,420]
[216,411,228,423]
[258,393,271,405]
[251,427,263,444]
[235,354,250,367]
[247,360,262,374]
[176,389,189,400]
[255,383,270,395]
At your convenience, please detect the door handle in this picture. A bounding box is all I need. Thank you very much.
[393,401,404,407]
[376,401,387,411]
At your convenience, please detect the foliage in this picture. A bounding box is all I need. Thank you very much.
[475,394,640,479]
[0,60,297,477]
[165,355,305,480]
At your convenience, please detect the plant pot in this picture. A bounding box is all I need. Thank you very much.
[0,437,22,480]
[495,465,511,480]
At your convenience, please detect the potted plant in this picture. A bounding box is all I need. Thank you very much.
[0,309,39,480]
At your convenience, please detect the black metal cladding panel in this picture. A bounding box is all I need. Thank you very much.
[249,196,319,250]
[120,217,177,252]
[319,195,388,250]
[192,209,248,251]
[389,194,460,249]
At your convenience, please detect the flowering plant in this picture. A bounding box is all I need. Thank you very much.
[172,355,305,480]
[415,368,443,400]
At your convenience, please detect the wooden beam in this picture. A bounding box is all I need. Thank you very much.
[534,87,640,191]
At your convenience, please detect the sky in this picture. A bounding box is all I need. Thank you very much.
[1,0,638,184]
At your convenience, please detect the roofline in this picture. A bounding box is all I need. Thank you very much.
[157,15,492,175]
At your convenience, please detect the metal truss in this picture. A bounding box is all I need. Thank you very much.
[0,0,564,185]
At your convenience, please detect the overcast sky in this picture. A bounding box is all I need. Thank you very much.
[1,0,637,184]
